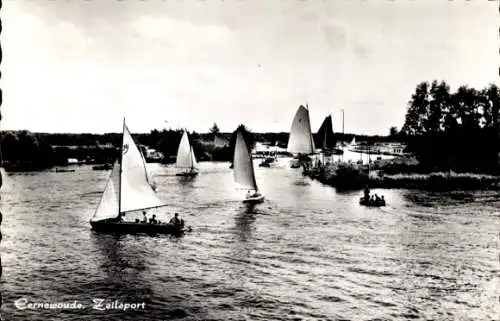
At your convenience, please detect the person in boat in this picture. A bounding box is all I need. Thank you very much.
[169,213,181,227]
[374,194,380,203]
[380,195,385,205]
[363,185,370,201]
[149,214,158,224]
[247,190,261,198]
[141,211,148,223]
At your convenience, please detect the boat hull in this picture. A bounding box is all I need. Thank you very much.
[359,197,386,207]
[243,195,265,204]
[90,220,190,235]
[176,171,199,177]
[92,164,113,170]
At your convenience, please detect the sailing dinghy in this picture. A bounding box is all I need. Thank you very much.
[233,129,264,204]
[287,104,316,168]
[317,115,343,157]
[90,121,189,235]
[175,130,199,177]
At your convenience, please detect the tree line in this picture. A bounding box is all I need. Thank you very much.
[1,118,400,171]
[400,81,500,173]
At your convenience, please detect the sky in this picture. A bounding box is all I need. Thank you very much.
[1,0,498,135]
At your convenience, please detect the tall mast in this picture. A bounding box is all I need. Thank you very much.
[247,133,258,191]
[190,146,194,170]
[118,118,125,216]
[186,129,193,170]
[341,109,345,161]
[306,103,314,155]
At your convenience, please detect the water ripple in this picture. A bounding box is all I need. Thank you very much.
[0,164,498,320]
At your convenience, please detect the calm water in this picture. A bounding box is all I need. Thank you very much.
[0,162,498,321]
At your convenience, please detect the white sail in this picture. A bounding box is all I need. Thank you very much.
[137,142,156,189]
[176,131,197,169]
[287,105,315,154]
[190,146,198,168]
[120,124,164,212]
[91,161,120,222]
[233,130,258,191]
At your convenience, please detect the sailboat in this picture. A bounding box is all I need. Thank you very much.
[90,120,189,235]
[287,104,316,168]
[175,130,199,177]
[317,115,343,158]
[233,129,264,204]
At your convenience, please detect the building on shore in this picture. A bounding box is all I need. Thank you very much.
[349,141,409,157]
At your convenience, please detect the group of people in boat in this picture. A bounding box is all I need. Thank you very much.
[118,211,185,229]
[361,185,386,206]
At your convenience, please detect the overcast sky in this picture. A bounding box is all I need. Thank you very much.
[1,0,498,135]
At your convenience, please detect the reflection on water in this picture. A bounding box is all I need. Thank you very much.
[0,162,498,320]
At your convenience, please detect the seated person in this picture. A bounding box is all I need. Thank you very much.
[141,211,148,223]
[363,185,370,200]
[169,213,181,227]
[247,190,260,198]
[149,214,158,224]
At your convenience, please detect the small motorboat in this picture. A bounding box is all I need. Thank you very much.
[259,157,276,168]
[359,197,386,207]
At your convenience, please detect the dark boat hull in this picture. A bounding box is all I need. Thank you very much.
[92,164,113,171]
[175,171,199,177]
[242,195,265,204]
[90,220,190,235]
[359,197,386,207]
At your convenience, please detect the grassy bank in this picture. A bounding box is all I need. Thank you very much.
[305,158,500,191]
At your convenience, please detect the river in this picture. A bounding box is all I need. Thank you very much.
[0,162,498,321]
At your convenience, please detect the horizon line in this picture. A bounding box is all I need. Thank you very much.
[1,128,396,138]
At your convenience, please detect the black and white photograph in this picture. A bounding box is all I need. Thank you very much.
[0,0,498,320]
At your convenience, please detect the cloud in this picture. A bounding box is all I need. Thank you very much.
[131,16,232,49]
[1,0,498,135]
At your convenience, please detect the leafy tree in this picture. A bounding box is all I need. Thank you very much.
[389,126,399,138]
[209,123,220,135]
[401,80,500,173]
